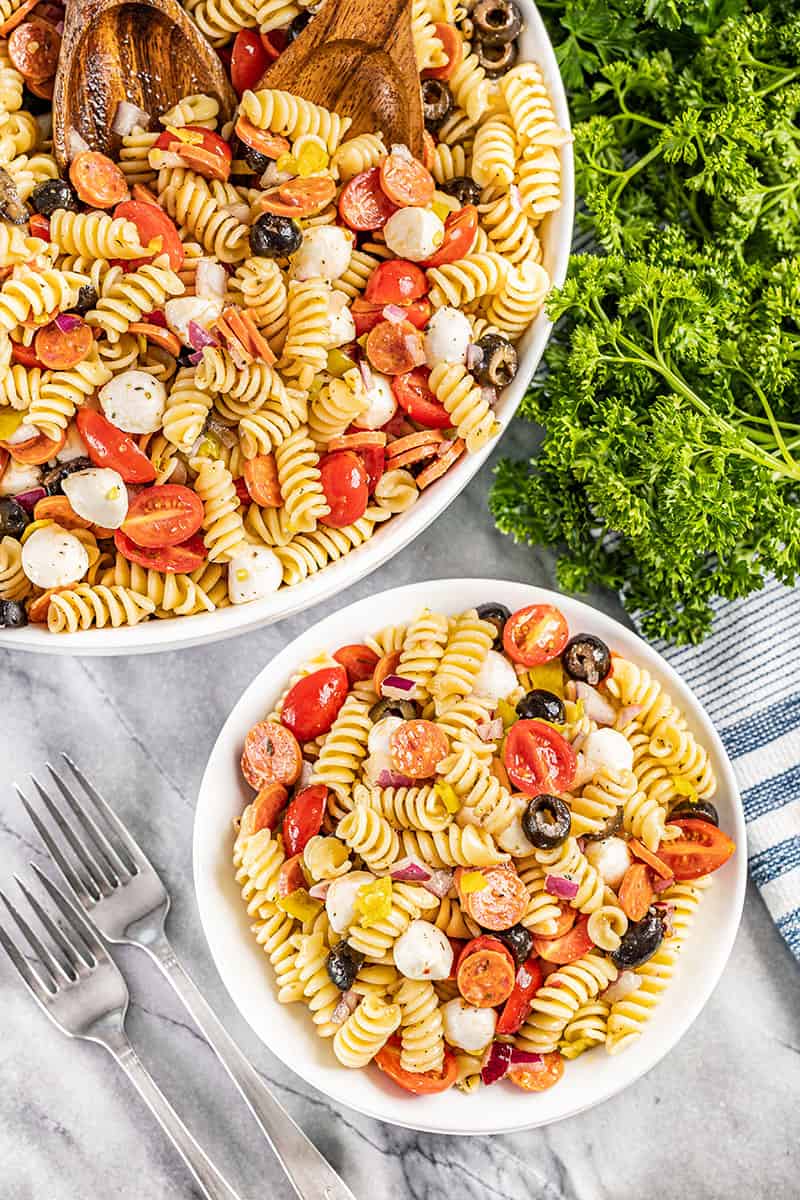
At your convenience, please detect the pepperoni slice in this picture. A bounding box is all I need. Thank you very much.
[8,18,60,80]
[422,23,464,82]
[234,115,290,160]
[389,719,450,779]
[70,151,128,209]
[386,429,444,458]
[243,454,282,507]
[327,431,386,453]
[460,866,528,931]
[25,72,53,99]
[258,176,336,217]
[366,319,425,375]
[3,428,65,464]
[243,782,288,835]
[379,152,435,207]
[618,863,655,922]
[241,720,303,790]
[34,320,93,369]
[33,495,91,531]
[417,437,465,488]
[421,129,436,172]
[456,942,516,1008]
[388,442,441,470]
[373,650,401,693]
[128,322,183,356]
[338,167,398,231]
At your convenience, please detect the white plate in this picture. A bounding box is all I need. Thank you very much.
[2,2,573,655]
[194,579,746,1135]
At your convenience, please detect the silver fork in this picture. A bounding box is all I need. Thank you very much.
[20,755,356,1200]
[0,867,241,1200]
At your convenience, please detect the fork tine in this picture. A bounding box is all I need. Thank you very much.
[0,888,62,989]
[0,916,53,1004]
[13,875,80,980]
[30,864,107,966]
[60,753,141,875]
[17,788,96,907]
[25,776,109,898]
[45,761,132,884]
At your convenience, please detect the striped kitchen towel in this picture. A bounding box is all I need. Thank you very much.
[637,577,800,960]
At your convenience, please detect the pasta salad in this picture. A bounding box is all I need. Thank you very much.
[0,0,568,635]
[232,600,736,1096]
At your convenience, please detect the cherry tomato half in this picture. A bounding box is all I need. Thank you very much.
[495,956,543,1035]
[231,28,271,95]
[280,665,349,743]
[338,167,398,231]
[283,784,328,856]
[532,913,593,964]
[76,409,157,483]
[507,1051,564,1092]
[113,529,207,573]
[11,341,43,369]
[318,451,368,528]
[392,367,452,429]
[375,1038,458,1094]
[121,484,205,548]
[243,453,281,507]
[333,643,380,684]
[654,819,736,881]
[503,603,569,667]
[421,205,479,268]
[365,260,428,305]
[503,720,577,795]
[114,200,185,271]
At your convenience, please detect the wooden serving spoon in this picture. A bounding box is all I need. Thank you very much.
[258,0,424,158]
[52,0,237,171]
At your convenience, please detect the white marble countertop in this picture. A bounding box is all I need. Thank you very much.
[2,422,799,1200]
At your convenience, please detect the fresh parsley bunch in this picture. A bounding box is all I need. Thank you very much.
[491,0,800,642]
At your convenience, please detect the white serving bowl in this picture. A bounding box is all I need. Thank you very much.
[193,579,746,1135]
[1,3,574,655]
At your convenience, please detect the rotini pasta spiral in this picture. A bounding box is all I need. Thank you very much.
[479,191,541,264]
[311,693,373,796]
[251,902,305,1003]
[430,608,495,708]
[605,946,677,1054]
[234,824,286,916]
[0,536,29,601]
[308,370,366,445]
[191,457,247,562]
[438,748,516,838]
[273,510,379,584]
[160,94,220,130]
[471,116,516,188]
[279,277,329,391]
[198,346,288,413]
[360,782,451,832]
[0,363,45,411]
[559,1000,610,1059]
[427,250,508,308]
[393,978,445,1073]
[183,0,258,46]
[0,268,87,333]
[373,469,419,515]
[398,825,508,869]
[160,171,249,262]
[517,856,562,934]
[336,801,400,871]
[487,260,550,339]
[587,902,629,953]
[29,347,113,440]
[87,257,185,342]
[448,50,490,123]
[397,608,450,701]
[162,367,214,453]
[100,554,216,617]
[534,837,606,913]
[347,883,438,959]
[48,209,147,259]
[0,222,45,267]
[331,133,387,182]
[46,585,156,633]
[569,766,636,838]
[515,953,617,1054]
[274,426,329,532]
[517,144,562,219]
[228,257,288,350]
[428,361,499,453]
[500,63,569,146]
[295,930,342,1037]
[241,88,351,153]
[332,994,401,1067]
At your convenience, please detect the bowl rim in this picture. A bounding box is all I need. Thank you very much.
[193,578,747,1136]
[0,0,574,656]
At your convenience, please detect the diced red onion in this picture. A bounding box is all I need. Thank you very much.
[480,385,497,408]
[14,487,46,511]
[575,682,617,726]
[54,313,82,333]
[436,438,453,458]
[509,1049,544,1066]
[67,129,90,160]
[308,880,331,900]
[616,704,643,728]
[380,673,415,699]
[422,868,453,899]
[112,100,151,136]
[404,333,425,364]
[331,990,360,1025]
[141,309,167,328]
[465,342,483,371]
[480,1041,512,1086]
[652,873,675,894]
[188,349,204,365]
[382,304,406,324]
[389,856,432,883]
[476,717,503,743]
[358,358,373,391]
[601,970,640,1003]
[545,874,579,900]
[376,768,416,788]
[187,320,218,351]
[196,260,227,301]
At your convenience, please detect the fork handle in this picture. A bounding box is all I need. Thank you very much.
[113,1040,242,1200]
[151,943,357,1200]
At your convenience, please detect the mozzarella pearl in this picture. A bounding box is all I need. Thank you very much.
[367,715,404,757]
[62,468,128,529]
[292,225,354,282]
[424,306,472,367]
[583,728,635,776]
[227,545,282,605]
[496,797,536,856]
[326,291,356,347]
[164,296,224,346]
[584,836,632,890]
[21,525,89,589]
[471,649,518,703]
[325,871,375,934]
[354,372,396,430]
[383,207,445,262]
[99,370,166,435]
[441,998,497,1053]
[0,458,41,497]
[393,920,453,980]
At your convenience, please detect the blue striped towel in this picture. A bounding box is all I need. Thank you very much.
[636,577,800,960]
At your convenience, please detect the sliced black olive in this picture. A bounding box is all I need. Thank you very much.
[562,634,611,686]
[326,941,365,991]
[0,166,28,224]
[72,285,98,316]
[286,10,311,40]
[0,497,30,538]
[474,38,517,77]
[439,176,481,207]
[516,688,565,724]
[522,794,571,849]
[581,808,623,841]
[249,212,303,259]
[421,78,453,129]
[493,923,533,970]
[670,799,719,826]
[476,601,511,647]
[611,911,664,969]
[369,697,418,723]
[30,179,79,217]
[472,0,521,45]
[0,599,27,628]
[41,456,94,496]
[242,144,272,175]
[473,333,518,388]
